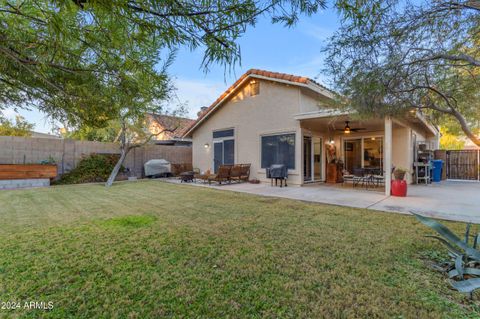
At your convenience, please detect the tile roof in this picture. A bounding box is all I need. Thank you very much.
[183,69,334,137]
[146,113,195,139]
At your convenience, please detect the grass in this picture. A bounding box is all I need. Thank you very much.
[0,180,478,318]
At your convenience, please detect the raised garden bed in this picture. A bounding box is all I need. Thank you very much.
[0,164,57,180]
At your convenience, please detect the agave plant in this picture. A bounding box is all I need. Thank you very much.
[413,213,480,298]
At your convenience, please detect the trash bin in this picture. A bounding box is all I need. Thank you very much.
[431,159,443,182]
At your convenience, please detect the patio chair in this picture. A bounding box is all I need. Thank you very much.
[208,165,232,185]
[342,169,355,187]
[352,168,367,188]
[372,166,395,188]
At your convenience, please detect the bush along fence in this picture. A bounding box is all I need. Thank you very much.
[0,136,192,178]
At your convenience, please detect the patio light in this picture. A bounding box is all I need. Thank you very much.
[344,122,351,134]
[204,143,209,149]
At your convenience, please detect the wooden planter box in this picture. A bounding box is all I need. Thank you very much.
[326,163,343,184]
[0,164,57,180]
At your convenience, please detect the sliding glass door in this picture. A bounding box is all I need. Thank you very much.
[303,136,323,182]
[213,139,234,173]
[303,136,312,181]
[344,139,362,173]
[344,137,383,173]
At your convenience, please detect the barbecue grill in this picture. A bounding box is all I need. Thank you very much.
[144,159,171,178]
[266,164,288,187]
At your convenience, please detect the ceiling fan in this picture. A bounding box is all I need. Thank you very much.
[335,121,366,134]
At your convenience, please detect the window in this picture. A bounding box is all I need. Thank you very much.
[261,133,295,169]
[250,80,259,96]
[213,129,234,139]
[343,137,383,173]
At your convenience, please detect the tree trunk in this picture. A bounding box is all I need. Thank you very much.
[451,108,480,147]
[106,118,129,187]
[105,147,129,187]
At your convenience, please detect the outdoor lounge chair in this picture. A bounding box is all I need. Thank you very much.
[229,164,243,183]
[230,164,251,183]
[208,165,232,185]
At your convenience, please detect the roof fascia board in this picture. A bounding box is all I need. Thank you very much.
[293,109,351,120]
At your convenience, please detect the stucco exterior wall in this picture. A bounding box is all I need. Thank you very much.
[392,126,413,183]
[190,76,440,187]
[192,80,305,185]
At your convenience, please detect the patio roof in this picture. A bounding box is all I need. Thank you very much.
[294,110,438,137]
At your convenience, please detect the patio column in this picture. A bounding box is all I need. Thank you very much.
[384,116,393,196]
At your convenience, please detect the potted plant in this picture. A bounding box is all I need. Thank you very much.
[392,167,408,197]
[393,167,407,180]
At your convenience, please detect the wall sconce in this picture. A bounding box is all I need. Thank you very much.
[204,143,209,149]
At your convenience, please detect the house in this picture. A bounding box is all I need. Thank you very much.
[30,131,63,139]
[183,69,440,195]
[145,113,195,146]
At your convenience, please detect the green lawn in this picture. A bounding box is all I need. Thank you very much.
[0,181,478,318]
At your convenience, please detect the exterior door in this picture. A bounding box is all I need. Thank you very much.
[213,139,235,173]
[303,136,312,181]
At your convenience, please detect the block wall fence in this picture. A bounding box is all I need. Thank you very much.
[0,136,192,178]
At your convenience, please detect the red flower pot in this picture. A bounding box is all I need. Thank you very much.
[391,180,407,197]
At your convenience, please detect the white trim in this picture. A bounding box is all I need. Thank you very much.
[294,109,351,120]
[384,117,393,196]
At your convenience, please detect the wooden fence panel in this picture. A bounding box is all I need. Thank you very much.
[446,150,479,180]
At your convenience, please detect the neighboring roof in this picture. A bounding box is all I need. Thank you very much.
[30,131,62,139]
[183,69,336,137]
[146,113,195,139]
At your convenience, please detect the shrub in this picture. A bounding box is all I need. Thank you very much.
[54,154,123,185]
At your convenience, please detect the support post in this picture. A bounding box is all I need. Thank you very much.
[384,116,393,196]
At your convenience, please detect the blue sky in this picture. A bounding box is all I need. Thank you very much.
[3,6,340,133]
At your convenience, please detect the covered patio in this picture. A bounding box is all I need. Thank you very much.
[296,110,439,195]
[165,178,479,223]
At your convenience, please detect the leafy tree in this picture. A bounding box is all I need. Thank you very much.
[1,0,325,126]
[326,0,480,146]
[0,114,34,136]
[1,0,325,186]
[61,120,121,143]
[439,127,466,150]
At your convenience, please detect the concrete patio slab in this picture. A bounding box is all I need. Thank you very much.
[163,179,479,223]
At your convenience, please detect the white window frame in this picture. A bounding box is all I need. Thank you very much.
[342,135,384,171]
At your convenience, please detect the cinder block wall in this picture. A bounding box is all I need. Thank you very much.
[0,136,192,178]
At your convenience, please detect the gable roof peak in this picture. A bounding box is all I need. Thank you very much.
[183,69,334,137]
